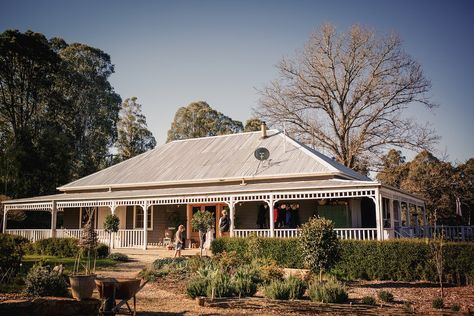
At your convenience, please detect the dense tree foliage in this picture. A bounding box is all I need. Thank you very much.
[116,97,156,161]
[377,150,473,225]
[257,24,438,173]
[167,101,243,142]
[0,30,121,198]
[244,118,263,132]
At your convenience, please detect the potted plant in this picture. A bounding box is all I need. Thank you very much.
[104,214,120,250]
[70,208,98,300]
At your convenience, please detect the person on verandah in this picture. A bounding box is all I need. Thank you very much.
[218,209,231,237]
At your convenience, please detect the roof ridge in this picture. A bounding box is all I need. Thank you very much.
[168,129,280,143]
[279,133,371,181]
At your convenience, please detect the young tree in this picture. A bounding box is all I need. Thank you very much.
[191,210,215,257]
[116,97,156,161]
[167,101,243,142]
[299,217,340,282]
[103,214,120,250]
[256,24,438,172]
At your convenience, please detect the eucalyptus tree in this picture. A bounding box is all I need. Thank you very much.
[116,97,156,161]
[244,118,263,132]
[167,101,243,142]
[56,42,121,178]
[0,30,121,197]
[257,24,438,172]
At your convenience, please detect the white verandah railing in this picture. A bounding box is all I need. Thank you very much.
[6,228,145,248]
[394,225,474,241]
[234,228,378,240]
[5,229,52,242]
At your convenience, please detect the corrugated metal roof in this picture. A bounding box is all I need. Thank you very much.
[59,130,370,191]
[6,179,377,204]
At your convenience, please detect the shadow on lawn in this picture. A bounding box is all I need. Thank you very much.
[137,313,186,316]
[353,281,451,289]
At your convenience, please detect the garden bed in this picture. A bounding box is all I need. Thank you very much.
[136,276,474,315]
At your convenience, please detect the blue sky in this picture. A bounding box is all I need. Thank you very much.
[1,0,473,163]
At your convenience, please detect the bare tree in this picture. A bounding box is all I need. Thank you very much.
[256,24,438,172]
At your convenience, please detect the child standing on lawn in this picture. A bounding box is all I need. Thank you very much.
[173,225,185,258]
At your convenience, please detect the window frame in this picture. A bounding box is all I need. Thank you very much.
[133,205,153,231]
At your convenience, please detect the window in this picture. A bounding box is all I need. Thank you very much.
[401,202,409,226]
[133,206,153,230]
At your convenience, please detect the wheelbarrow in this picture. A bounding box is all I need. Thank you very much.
[95,278,148,316]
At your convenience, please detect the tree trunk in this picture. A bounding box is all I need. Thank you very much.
[199,231,203,257]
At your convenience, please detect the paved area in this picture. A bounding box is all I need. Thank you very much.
[95,247,202,279]
[111,247,202,264]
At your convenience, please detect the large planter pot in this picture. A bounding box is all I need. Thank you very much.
[70,274,96,300]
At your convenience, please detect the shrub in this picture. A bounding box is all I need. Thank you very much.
[377,290,394,303]
[32,238,79,257]
[24,264,69,297]
[258,262,285,284]
[0,234,29,274]
[207,270,234,298]
[107,252,129,262]
[213,251,242,273]
[232,268,257,297]
[299,217,340,281]
[432,297,444,309]
[264,280,290,300]
[186,276,209,299]
[147,257,189,279]
[308,279,348,303]
[96,243,110,258]
[451,303,461,312]
[361,296,376,305]
[187,255,213,273]
[287,275,306,299]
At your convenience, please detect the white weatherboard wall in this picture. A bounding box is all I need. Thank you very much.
[97,207,111,230]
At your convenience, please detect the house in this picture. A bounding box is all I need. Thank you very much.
[2,125,429,249]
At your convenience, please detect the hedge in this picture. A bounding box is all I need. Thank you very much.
[0,233,30,274]
[210,237,474,284]
[32,238,79,257]
[31,238,109,258]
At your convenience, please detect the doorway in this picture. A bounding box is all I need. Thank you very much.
[188,204,223,241]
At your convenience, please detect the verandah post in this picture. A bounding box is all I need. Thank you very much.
[229,197,235,237]
[51,201,57,238]
[143,202,148,250]
[374,190,383,240]
[268,195,274,237]
[2,207,7,233]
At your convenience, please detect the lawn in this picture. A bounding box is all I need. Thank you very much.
[22,255,118,272]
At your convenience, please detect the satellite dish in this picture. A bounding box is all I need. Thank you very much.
[254,147,270,161]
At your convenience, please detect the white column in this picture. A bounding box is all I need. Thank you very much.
[111,203,116,249]
[2,208,7,233]
[374,190,383,240]
[51,201,57,238]
[268,195,274,237]
[229,197,235,237]
[143,202,148,250]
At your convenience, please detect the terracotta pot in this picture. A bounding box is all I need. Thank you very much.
[70,274,96,300]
